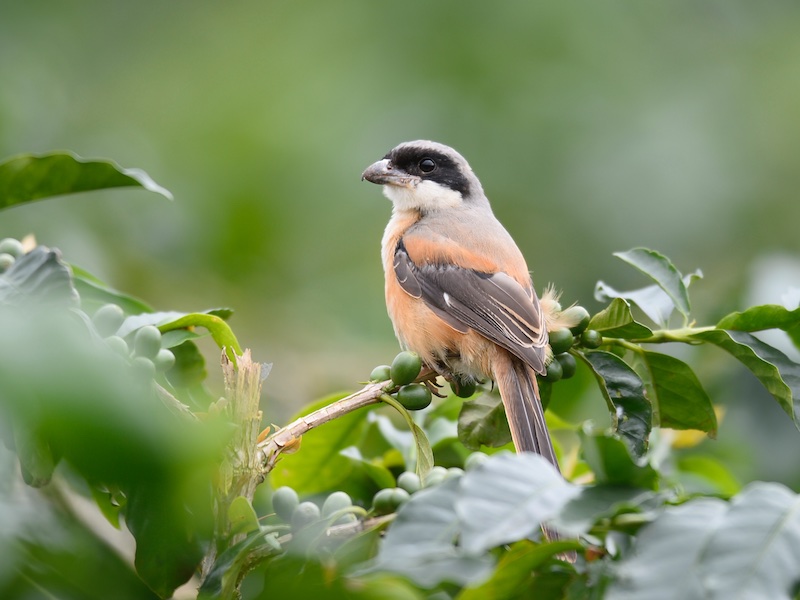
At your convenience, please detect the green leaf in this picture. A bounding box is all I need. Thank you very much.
[380,394,434,482]
[456,453,581,554]
[788,324,800,353]
[676,455,741,497]
[425,416,459,452]
[270,393,375,496]
[555,485,662,536]
[70,264,153,315]
[125,486,207,598]
[579,351,652,457]
[457,392,512,450]
[339,446,396,490]
[90,484,123,529]
[606,497,728,600]
[458,540,579,600]
[607,483,800,600]
[242,555,363,600]
[165,340,213,408]
[638,351,717,433]
[14,422,58,487]
[359,478,495,587]
[579,428,658,489]
[0,151,172,209]
[613,248,692,320]
[368,412,414,466]
[160,328,205,349]
[0,246,78,307]
[0,306,225,598]
[119,311,243,360]
[198,530,278,599]
[690,329,800,429]
[333,525,383,570]
[587,298,653,339]
[228,496,260,536]
[716,304,800,332]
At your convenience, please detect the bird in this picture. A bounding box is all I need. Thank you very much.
[361,140,579,472]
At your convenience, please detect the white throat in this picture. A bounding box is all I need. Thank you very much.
[383,180,463,212]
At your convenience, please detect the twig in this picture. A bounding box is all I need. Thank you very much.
[257,380,389,476]
[257,367,439,477]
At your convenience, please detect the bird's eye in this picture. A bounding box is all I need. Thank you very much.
[419,158,436,173]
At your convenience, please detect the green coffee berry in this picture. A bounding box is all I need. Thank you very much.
[133,325,162,359]
[0,238,24,258]
[396,383,432,410]
[566,306,591,335]
[396,471,421,494]
[580,329,603,349]
[291,501,321,530]
[542,359,563,383]
[153,348,176,372]
[556,353,577,379]
[548,328,574,355]
[390,351,422,385]
[92,304,125,337]
[450,376,477,398]
[272,486,299,522]
[464,452,490,471]
[372,488,410,515]
[105,335,130,357]
[369,364,392,382]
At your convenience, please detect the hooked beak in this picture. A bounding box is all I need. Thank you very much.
[361,159,419,187]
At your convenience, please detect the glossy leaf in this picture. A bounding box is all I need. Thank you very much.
[228,496,260,536]
[580,351,652,457]
[339,446,396,490]
[456,453,581,554]
[270,394,375,496]
[579,428,658,489]
[119,311,242,359]
[359,478,494,588]
[0,246,77,307]
[716,304,800,332]
[198,530,278,599]
[638,351,717,433]
[457,392,512,450]
[607,497,727,599]
[613,248,692,319]
[126,486,208,598]
[691,329,800,428]
[587,298,652,339]
[165,340,212,408]
[676,455,741,497]
[608,483,800,600]
[380,394,434,481]
[71,264,153,315]
[14,423,57,487]
[596,267,701,327]
[0,151,172,209]
[459,540,579,600]
[555,485,662,536]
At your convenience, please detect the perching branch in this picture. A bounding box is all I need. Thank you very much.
[257,368,438,477]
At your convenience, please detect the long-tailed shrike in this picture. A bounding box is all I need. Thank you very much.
[362,140,578,471]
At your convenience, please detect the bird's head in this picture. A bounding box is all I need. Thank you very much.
[361,140,484,212]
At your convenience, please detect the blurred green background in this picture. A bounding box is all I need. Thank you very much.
[2,1,800,485]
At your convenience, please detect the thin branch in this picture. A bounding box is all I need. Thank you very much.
[257,367,439,477]
[257,380,389,475]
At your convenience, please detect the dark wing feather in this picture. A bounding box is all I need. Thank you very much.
[394,240,548,373]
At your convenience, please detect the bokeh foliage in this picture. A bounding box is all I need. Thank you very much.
[3,152,800,598]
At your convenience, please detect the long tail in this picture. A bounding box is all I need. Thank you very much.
[493,352,576,559]
[493,352,559,470]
